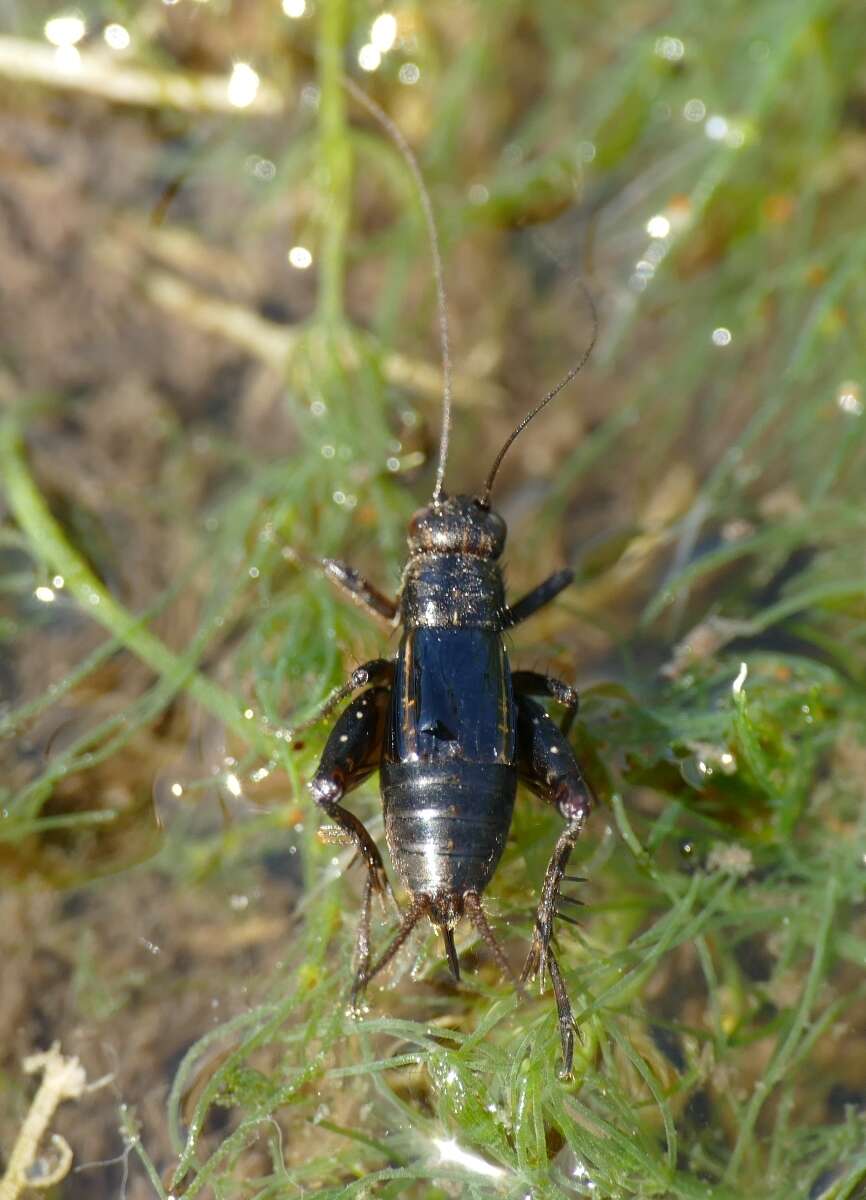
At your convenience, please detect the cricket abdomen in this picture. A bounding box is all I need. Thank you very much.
[381,761,517,894]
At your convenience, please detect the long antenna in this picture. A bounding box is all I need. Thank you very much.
[342,77,453,502]
[478,279,599,508]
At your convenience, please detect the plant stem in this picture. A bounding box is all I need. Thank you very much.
[0,417,277,762]
[724,875,838,1182]
[316,0,351,327]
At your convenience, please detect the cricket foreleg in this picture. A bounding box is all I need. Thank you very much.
[505,568,573,628]
[321,559,398,624]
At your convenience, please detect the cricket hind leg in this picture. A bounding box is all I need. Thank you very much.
[512,668,579,735]
[308,684,400,994]
[308,684,392,880]
[514,692,594,1077]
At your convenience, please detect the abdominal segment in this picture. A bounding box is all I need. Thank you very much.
[381,762,517,895]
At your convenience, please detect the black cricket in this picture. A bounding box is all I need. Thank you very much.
[301,85,597,1076]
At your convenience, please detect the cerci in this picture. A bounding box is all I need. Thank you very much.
[302,87,596,1077]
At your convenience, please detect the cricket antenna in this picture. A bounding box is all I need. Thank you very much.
[342,77,453,503]
[477,279,598,509]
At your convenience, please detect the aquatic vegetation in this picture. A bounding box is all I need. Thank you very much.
[1,1,865,1197]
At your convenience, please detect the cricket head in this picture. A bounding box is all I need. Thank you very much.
[407,493,506,559]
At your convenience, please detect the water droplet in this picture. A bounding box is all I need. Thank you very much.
[289,245,313,269]
[301,84,320,108]
[705,114,729,141]
[654,35,684,61]
[44,13,86,47]
[358,43,381,71]
[837,381,863,416]
[227,62,260,109]
[646,214,671,238]
[370,13,397,53]
[104,23,130,50]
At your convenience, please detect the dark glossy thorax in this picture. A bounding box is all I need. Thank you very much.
[399,552,506,631]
